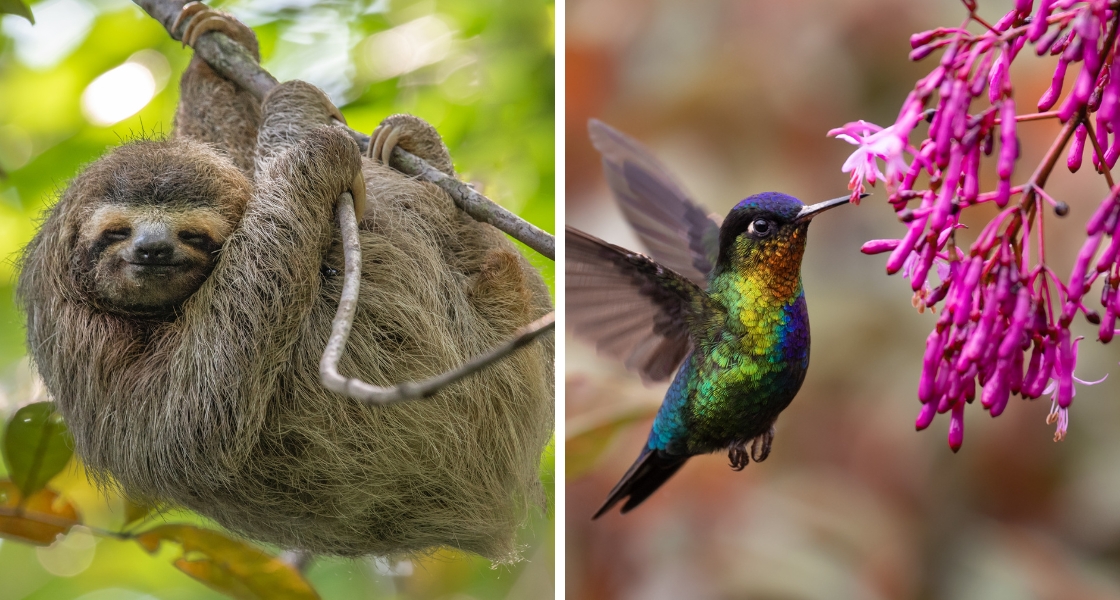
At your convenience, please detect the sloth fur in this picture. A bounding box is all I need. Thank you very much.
[17,23,553,560]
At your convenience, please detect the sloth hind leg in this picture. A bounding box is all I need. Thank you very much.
[368,114,456,177]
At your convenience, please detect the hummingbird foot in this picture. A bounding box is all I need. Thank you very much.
[728,441,750,471]
[750,424,776,463]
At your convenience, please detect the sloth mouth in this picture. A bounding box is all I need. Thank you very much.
[126,261,186,268]
[125,261,190,278]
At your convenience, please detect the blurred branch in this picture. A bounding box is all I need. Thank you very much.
[279,549,314,573]
[132,0,555,260]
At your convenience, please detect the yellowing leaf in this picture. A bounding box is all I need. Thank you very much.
[135,524,319,600]
[3,402,74,497]
[123,499,154,527]
[566,405,656,479]
[0,480,81,546]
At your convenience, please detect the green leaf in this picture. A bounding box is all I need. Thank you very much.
[3,402,74,497]
[135,524,320,600]
[0,0,33,23]
[0,480,81,546]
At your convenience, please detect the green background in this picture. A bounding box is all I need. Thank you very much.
[0,0,555,598]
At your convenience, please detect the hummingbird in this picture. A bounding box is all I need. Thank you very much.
[569,119,852,518]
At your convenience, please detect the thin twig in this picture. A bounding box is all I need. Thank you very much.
[1010,116,1080,243]
[386,145,554,259]
[1080,115,1116,188]
[994,110,1061,124]
[319,193,556,404]
[131,0,554,260]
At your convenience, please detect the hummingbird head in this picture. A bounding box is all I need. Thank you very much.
[716,192,849,294]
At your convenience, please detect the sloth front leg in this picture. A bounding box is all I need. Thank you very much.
[257,81,365,217]
[368,114,456,177]
[172,2,262,176]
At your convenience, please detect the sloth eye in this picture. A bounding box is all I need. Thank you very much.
[178,231,212,246]
[747,218,772,237]
[101,227,130,243]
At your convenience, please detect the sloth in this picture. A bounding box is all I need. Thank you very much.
[17,5,553,560]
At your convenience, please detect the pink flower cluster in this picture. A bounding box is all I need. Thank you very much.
[832,0,1119,449]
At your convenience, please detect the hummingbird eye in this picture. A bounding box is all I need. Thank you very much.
[748,218,772,237]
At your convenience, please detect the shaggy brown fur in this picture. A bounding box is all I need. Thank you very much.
[17,13,553,560]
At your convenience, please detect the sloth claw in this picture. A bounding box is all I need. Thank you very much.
[174,2,255,51]
[367,114,454,176]
[351,170,367,220]
[368,124,403,167]
[172,1,206,43]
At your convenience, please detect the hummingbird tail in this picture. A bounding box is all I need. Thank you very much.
[592,448,688,519]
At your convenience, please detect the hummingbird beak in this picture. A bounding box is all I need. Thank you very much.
[793,193,865,223]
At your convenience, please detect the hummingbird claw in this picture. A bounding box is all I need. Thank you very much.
[750,425,775,463]
[728,442,750,471]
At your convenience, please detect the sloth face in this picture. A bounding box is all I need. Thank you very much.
[78,203,234,317]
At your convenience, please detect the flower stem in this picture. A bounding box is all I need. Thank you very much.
[1081,116,1116,188]
[996,110,1062,123]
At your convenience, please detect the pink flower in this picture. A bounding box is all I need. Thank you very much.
[837,0,1119,447]
[829,120,909,203]
[1042,337,1107,441]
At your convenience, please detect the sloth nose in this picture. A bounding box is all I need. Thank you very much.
[131,231,176,264]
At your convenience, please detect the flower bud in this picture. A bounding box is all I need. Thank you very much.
[998,99,1018,180]
[1039,58,1069,111]
[915,401,937,430]
[999,289,1033,359]
[887,220,927,274]
[1087,196,1117,235]
[948,401,965,452]
[989,55,1009,104]
[911,29,945,49]
[1028,0,1054,41]
[862,239,901,255]
[1068,232,1104,302]
[1049,31,1073,56]
[1068,123,1087,172]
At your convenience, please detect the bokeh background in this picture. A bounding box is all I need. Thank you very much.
[566,1,1120,598]
[0,0,554,598]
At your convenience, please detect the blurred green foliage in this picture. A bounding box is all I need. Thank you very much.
[0,0,32,23]
[0,0,554,597]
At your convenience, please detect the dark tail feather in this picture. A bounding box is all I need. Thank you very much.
[593,448,688,519]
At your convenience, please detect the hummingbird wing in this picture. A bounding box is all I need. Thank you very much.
[589,119,721,287]
[567,227,719,383]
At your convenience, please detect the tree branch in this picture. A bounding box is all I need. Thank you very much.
[132,0,554,260]
[319,194,555,404]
